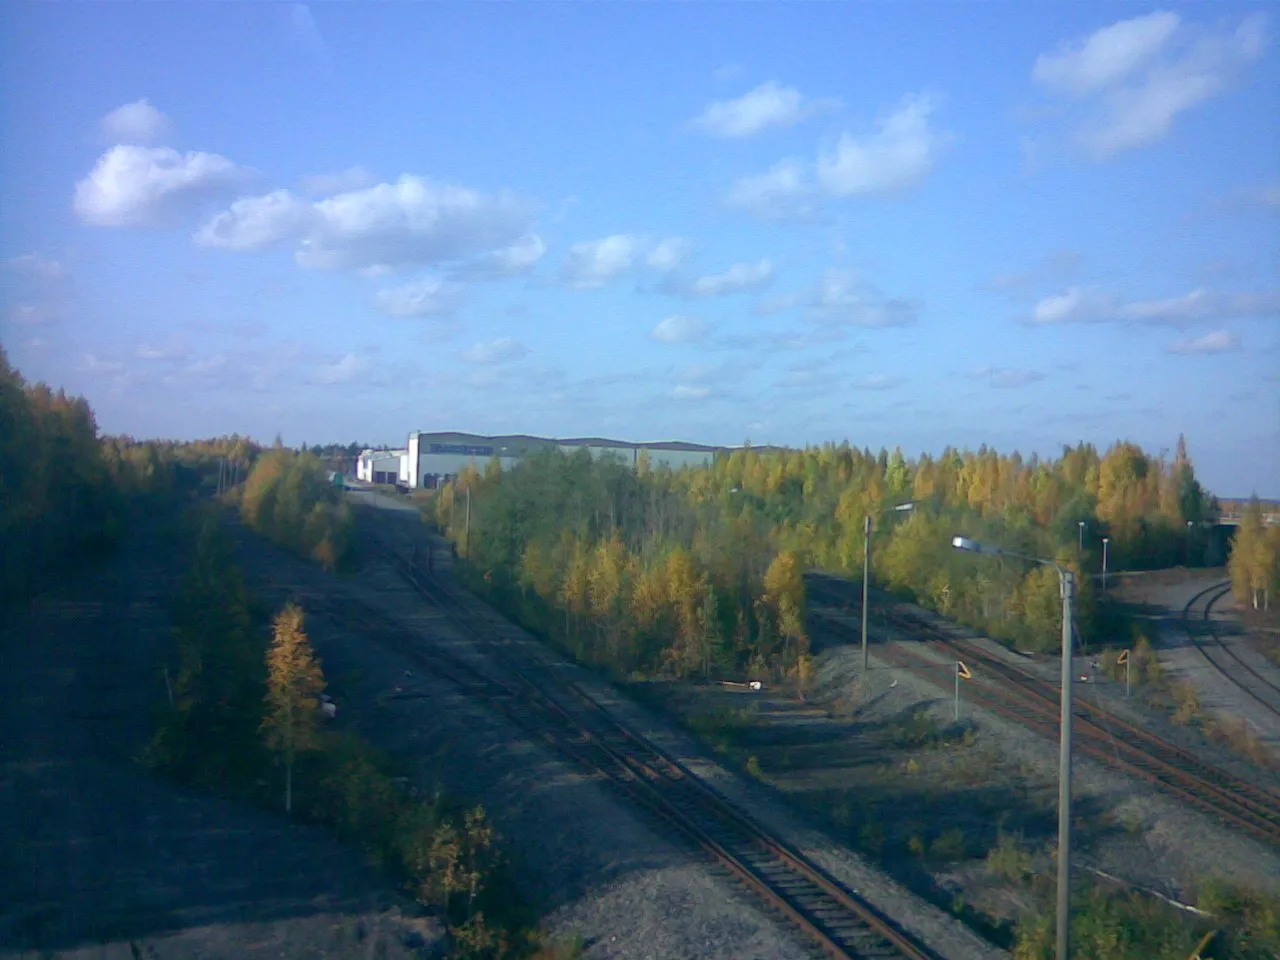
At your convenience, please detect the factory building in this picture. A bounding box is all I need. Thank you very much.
[382,431,727,490]
[355,448,409,485]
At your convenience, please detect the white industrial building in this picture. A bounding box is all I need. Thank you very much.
[355,448,409,485]
[355,432,729,490]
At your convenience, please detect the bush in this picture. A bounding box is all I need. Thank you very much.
[986,831,1034,882]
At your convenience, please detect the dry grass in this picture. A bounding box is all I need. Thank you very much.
[1205,713,1279,769]
[1170,680,1203,726]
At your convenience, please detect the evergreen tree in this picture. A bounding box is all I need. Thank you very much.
[261,603,326,814]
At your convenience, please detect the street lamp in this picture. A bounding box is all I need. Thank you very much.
[861,501,917,674]
[1102,537,1110,592]
[1186,520,1194,567]
[1077,520,1085,555]
[952,535,1075,960]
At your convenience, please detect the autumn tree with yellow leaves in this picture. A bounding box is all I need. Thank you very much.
[262,603,327,814]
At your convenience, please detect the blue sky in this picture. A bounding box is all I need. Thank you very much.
[2,3,1277,496]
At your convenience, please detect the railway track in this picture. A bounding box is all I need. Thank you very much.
[805,576,1280,848]
[299,536,942,960]
[1183,581,1280,720]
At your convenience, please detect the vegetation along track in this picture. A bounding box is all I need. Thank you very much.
[283,535,942,960]
[1183,580,1280,720]
[805,576,1280,847]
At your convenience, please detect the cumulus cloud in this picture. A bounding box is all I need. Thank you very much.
[78,353,127,375]
[99,99,173,144]
[197,175,532,272]
[300,166,376,197]
[374,276,463,318]
[1033,12,1268,158]
[686,260,775,298]
[135,337,189,361]
[853,374,904,390]
[671,384,712,401]
[1168,329,1241,355]
[312,353,370,384]
[1034,11,1180,95]
[647,238,691,272]
[803,269,920,327]
[1026,286,1280,327]
[725,160,820,222]
[970,366,1046,388]
[561,234,642,289]
[650,315,709,344]
[462,337,530,364]
[5,253,63,279]
[816,95,948,197]
[454,234,546,280]
[8,304,56,327]
[75,145,250,228]
[693,81,838,138]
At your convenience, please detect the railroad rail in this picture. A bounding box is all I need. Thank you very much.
[805,576,1280,848]
[312,536,941,960]
[1182,581,1280,720]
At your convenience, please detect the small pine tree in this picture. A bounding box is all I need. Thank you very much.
[261,603,326,813]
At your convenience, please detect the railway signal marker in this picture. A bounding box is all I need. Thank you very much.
[1117,649,1130,697]
[955,660,971,720]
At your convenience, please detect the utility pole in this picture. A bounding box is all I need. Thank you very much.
[1102,538,1110,593]
[1056,569,1075,960]
[465,486,472,561]
[861,514,872,674]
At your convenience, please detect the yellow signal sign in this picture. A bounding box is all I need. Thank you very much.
[956,661,972,680]
[1116,650,1130,664]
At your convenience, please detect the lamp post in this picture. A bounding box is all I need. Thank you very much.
[1102,537,1110,593]
[1077,520,1085,555]
[861,501,916,674]
[1186,520,1194,567]
[952,535,1075,960]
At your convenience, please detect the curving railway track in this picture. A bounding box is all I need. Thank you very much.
[805,576,1280,848]
[1182,581,1280,720]
[294,536,942,960]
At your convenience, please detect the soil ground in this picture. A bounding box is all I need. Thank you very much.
[0,513,441,959]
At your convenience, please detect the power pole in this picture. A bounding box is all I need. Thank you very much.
[465,486,472,561]
[861,515,872,674]
[1056,569,1075,960]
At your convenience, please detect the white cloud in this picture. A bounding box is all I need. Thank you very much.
[693,81,838,138]
[561,234,642,289]
[853,374,904,390]
[99,99,173,144]
[1033,13,1268,158]
[671,384,712,401]
[651,315,708,344]
[78,353,126,375]
[462,337,530,364]
[197,175,532,272]
[647,238,691,272]
[194,189,315,250]
[725,160,819,222]
[186,354,230,379]
[312,353,370,384]
[75,145,249,227]
[1168,329,1241,355]
[6,253,63,279]
[1027,286,1280,327]
[135,337,189,360]
[374,277,462,318]
[300,166,376,197]
[8,304,57,327]
[807,269,920,327]
[970,366,1046,388]
[688,260,775,298]
[815,95,948,197]
[454,234,546,280]
[1034,12,1180,95]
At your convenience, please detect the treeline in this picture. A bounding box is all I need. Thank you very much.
[1228,497,1280,612]
[2,346,273,598]
[435,436,1216,671]
[236,449,354,572]
[145,513,530,957]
